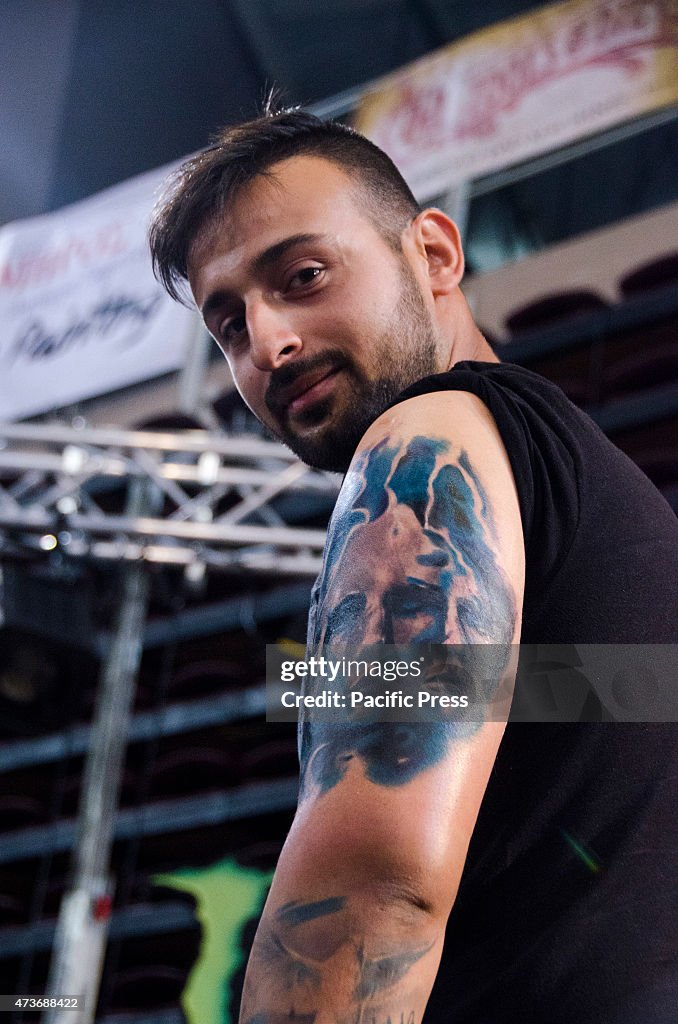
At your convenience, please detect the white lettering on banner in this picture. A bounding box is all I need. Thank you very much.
[356,0,678,198]
[0,162,196,421]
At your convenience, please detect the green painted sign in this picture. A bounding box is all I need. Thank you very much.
[155,859,272,1023]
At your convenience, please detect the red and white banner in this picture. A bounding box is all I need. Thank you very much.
[0,162,196,421]
[356,0,678,198]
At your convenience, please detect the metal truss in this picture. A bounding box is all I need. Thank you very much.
[0,421,340,576]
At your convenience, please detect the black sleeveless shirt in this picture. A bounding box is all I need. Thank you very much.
[391,362,678,1023]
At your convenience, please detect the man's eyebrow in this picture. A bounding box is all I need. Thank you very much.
[251,232,326,274]
[201,290,231,320]
[200,233,326,320]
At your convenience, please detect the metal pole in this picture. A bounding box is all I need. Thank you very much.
[43,481,153,1024]
[441,180,471,245]
[177,314,212,417]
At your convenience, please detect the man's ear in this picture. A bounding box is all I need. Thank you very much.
[409,208,465,296]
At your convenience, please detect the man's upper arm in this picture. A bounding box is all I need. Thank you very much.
[295,389,525,917]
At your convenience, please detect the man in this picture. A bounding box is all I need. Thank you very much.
[149,109,677,1023]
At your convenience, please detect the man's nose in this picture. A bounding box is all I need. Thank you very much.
[246,300,302,371]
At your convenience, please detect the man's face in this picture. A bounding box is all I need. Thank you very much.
[188,155,441,472]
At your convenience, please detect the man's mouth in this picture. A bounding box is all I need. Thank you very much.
[278,367,342,418]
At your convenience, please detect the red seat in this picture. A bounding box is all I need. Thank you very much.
[239,737,300,782]
[602,342,678,400]
[619,252,678,297]
[108,964,187,1011]
[58,765,140,816]
[0,891,30,926]
[505,290,609,335]
[149,745,235,799]
[167,658,247,700]
[0,794,48,830]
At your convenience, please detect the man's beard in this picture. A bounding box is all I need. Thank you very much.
[265,263,440,473]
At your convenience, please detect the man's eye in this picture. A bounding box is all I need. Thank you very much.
[219,315,246,342]
[288,266,323,290]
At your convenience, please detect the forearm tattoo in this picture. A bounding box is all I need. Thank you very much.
[240,894,427,1024]
[299,435,516,800]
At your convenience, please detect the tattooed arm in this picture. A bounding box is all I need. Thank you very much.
[239,391,524,1024]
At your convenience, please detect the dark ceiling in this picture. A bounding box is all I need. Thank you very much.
[2,0,676,271]
[2,0,554,224]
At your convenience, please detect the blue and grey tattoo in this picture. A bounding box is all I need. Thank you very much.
[300,434,516,799]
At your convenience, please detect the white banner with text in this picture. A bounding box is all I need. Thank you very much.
[356,0,678,198]
[0,162,196,421]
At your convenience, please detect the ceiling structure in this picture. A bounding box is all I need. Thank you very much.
[0,0,546,223]
[0,420,338,576]
[2,0,676,275]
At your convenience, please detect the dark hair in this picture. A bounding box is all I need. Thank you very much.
[149,106,420,305]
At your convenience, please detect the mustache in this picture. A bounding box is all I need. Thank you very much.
[265,351,349,417]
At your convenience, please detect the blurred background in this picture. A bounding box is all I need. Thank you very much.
[0,1,676,1022]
